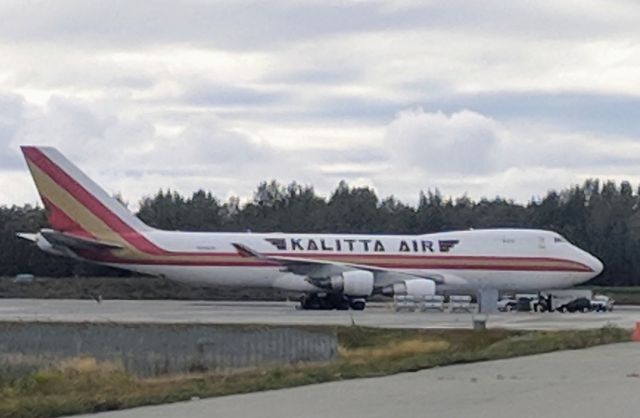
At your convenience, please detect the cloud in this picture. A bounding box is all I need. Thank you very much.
[385,108,503,175]
[0,93,278,204]
[13,95,153,166]
[2,1,640,209]
[368,107,640,203]
[0,93,26,169]
[3,91,640,209]
[180,83,286,107]
[416,91,640,137]
[151,114,274,167]
[0,1,636,51]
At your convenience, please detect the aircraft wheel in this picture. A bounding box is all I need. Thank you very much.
[350,299,366,311]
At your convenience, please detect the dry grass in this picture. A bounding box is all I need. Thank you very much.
[0,326,631,418]
[53,357,122,374]
[339,339,450,362]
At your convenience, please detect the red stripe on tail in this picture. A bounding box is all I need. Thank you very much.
[22,147,165,255]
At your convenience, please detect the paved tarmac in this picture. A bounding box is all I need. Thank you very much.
[78,342,640,418]
[1,299,638,330]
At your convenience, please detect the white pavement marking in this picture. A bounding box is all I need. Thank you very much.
[0,299,638,330]
[76,343,640,418]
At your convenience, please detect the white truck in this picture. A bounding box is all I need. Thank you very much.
[590,294,614,312]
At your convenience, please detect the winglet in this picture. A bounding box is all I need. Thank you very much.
[232,243,264,259]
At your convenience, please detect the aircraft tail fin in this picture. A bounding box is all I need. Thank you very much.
[20,146,153,243]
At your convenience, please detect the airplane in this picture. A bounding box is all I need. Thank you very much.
[16,146,604,312]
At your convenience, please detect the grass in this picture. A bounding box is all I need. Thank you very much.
[0,326,631,418]
[0,276,291,301]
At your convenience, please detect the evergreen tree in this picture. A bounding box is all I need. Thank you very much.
[3,178,640,285]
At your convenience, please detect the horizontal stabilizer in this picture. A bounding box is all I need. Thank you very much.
[16,233,38,242]
[40,229,123,251]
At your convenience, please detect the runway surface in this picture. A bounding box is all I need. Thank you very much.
[1,299,638,330]
[78,342,640,418]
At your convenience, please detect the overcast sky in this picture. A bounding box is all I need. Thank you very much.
[1,0,640,208]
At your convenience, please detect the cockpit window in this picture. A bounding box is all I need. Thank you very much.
[554,236,567,243]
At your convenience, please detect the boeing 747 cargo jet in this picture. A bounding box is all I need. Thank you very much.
[17,146,603,311]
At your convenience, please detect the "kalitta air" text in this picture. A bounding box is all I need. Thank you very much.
[264,238,459,253]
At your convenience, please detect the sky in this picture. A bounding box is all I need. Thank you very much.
[1,0,640,209]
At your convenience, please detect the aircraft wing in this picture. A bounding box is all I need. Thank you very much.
[232,242,451,285]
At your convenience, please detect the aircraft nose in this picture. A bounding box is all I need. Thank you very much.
[588,255,604,276]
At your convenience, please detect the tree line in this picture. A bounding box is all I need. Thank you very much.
[2,179,640,286]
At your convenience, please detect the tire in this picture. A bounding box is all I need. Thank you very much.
[350,300,366,311]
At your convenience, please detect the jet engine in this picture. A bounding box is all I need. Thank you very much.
[328,270,374,297]
[382,278,436,297]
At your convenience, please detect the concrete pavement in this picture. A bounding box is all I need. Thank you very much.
[1,299,638,330]
[77,342,640,418]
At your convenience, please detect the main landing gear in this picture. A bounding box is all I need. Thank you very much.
[299,294,367,311]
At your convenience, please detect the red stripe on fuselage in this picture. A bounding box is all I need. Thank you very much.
[77,251,592,272]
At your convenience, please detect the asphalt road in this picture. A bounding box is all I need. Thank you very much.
[77,342,640,418]
[0,299,638,330]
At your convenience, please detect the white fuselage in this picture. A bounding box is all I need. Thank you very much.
[96,228,602,294]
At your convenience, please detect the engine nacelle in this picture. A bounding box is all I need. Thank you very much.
[330,270,374,297]
[383,278,436,297]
